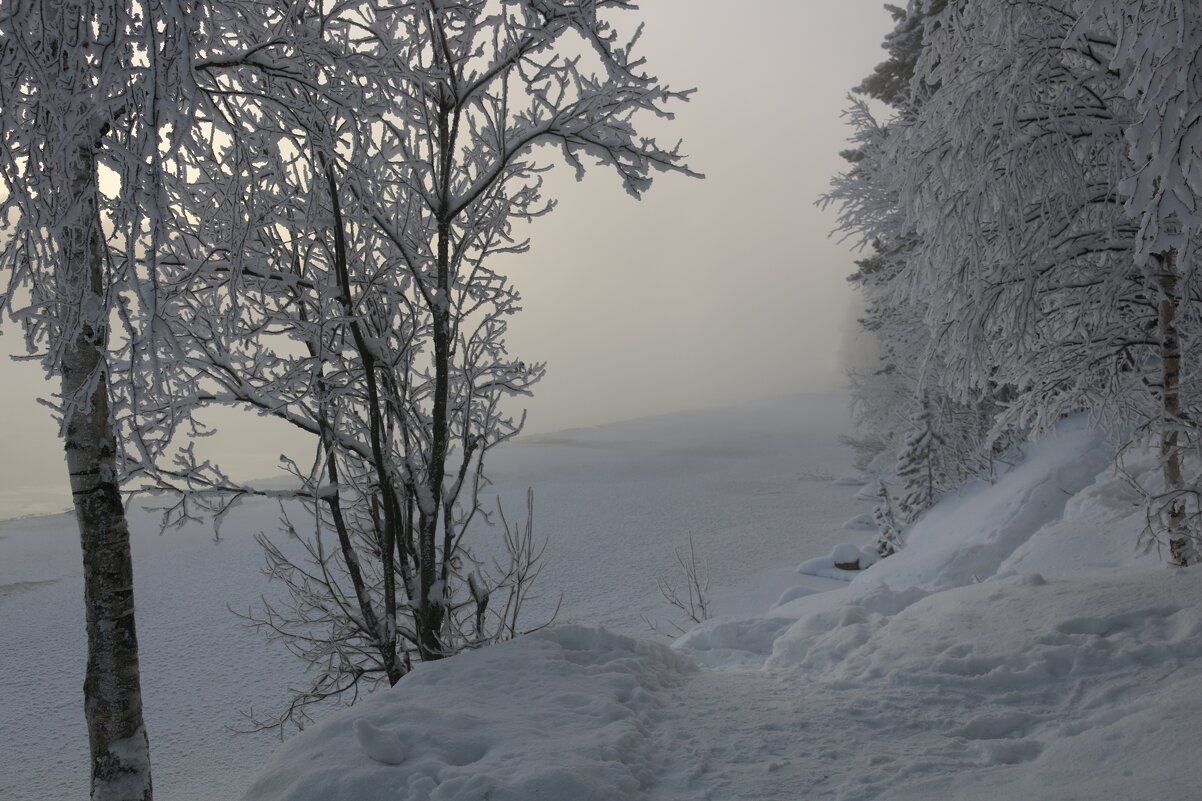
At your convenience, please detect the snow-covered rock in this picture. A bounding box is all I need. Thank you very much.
[795,543,874,580]
[831,542,862,569]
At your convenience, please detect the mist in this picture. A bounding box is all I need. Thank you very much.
[0,1,893,515]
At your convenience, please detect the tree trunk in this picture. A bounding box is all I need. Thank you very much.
[322,163,404,685]
[417,215,452,662]
[1159,252,1191,567]
[62,137,153,800]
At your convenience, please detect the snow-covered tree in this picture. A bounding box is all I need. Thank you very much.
[856,0,948,107]
[147,0,697,725]
[1074,0,1202,563]
[0,0,201,795]
[888,0,1135,429]
[1077,1,1202,268]
[872,483,905,557]
[832,0,1202,566]
[894,395,945,521]
[826,1,1003,498]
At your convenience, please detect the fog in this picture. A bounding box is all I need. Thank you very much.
[0,1,893,516]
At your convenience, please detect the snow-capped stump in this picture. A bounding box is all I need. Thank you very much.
[353,719,406,766]
[796,544,875,581]
[832,543,862,571]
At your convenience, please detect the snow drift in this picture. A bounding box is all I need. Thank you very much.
[243,626,695,801]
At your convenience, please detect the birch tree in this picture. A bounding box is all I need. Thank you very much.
[1076,0,1202,564]
[0,0,198,796]
[149,0,697,726]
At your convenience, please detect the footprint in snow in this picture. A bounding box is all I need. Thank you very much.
[353,718,406,765]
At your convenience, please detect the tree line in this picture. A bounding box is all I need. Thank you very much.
[0,1,694,798]
[828,0,1202,565]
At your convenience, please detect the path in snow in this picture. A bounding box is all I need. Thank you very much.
[648,572,1202,801]
[649,659,1006,800]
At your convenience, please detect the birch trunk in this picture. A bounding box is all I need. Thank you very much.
[417,213,451,662]
[61,135,153,801]
[1159,252,1191,567]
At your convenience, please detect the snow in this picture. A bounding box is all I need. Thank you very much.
[795,543,878,581]
[245,626,697,801]
[244,571,1202,801]
[841,511,875,530]
[0,393,858,801]
[841,416,1116,593]
[239,411,1202,801]
[5,397,1199,800]
[997,450,1160,578]
[763,570,1202,799]
[853,479,880,500]
[352,719,407,766]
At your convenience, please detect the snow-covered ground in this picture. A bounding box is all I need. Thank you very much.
[242,415,1202,801]
[0,393,857,801]
[8,399,1197,801]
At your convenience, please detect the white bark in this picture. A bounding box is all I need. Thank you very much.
[61,125,152,801]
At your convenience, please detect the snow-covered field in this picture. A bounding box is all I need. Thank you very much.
[0,393,858,801]
[242,416,1202,801]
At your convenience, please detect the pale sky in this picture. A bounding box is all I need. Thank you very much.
[0,1,894,516]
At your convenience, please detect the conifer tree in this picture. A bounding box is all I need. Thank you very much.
[895,396,946,522]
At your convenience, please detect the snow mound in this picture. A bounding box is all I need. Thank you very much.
[672,615,796,668]
[770,571,1202,679]
[770,583,821,609]
[998,453,1158,578]
[796,543,877,581]
[242,625,695,801]
[352,719,406,765]
[853,479,880,500]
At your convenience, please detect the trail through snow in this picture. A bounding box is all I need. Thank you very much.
[653,572,1202,801]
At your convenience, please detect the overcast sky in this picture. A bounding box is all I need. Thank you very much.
[0,1,894,516]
